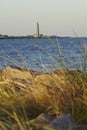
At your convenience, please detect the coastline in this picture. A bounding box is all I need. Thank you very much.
[1,34,86,39]
[0,35,68,39]
[0,35,87,39]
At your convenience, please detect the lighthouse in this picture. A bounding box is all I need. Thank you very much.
[34,22,40,37]
[36,22,39,37]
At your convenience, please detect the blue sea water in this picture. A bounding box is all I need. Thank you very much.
[0,37,87,72]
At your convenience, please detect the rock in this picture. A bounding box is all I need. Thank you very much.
[30,69,41,76]
[29,113,54,130]
[50,114,75,130]
[35,113,54,124]
[3,66,33,80]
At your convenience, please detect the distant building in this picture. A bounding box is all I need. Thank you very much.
[34,22,40,37]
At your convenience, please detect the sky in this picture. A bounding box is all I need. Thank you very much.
[0,0,87,37]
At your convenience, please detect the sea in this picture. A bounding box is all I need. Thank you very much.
[0,37,87,72]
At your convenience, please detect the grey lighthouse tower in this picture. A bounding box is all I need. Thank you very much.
[36,22,39,37]
[34,22,40,37]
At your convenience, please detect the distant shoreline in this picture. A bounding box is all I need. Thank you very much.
[0,35,86,39]
[0,35,70,39]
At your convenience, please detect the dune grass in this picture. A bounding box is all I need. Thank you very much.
[0,67,87,130]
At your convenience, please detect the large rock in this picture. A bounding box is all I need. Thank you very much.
[35,113,54,124]
[50,114,75,130]
[2,66,34,92]
[3,66,33,80]
[29,113,54,130]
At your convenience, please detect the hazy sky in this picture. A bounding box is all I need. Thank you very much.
[0,0,87,36]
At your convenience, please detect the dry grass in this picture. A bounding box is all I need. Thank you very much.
[0,66,87,130]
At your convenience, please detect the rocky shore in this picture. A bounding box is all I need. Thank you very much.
[29,113,87,130]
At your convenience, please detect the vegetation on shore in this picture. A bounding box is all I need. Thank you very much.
[0,66,87,129]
